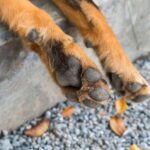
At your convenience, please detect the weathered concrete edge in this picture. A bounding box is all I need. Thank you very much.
[0,40,65,131]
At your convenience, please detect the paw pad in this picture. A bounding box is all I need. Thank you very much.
[27,29,39,42]
[127,82,142,93]
[56,57,81,87]
[84,68,101,83]
[89,87,110,101]
[108,72,123,91]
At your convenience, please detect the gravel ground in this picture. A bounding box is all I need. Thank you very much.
[1,55,150,150]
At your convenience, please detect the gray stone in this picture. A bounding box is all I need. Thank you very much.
[0,40,65,131]
[0,139,13,150]
[0,0,150,131]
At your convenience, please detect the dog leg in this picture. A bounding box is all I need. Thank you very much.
[53,0,150,102]
[0,0,110,107]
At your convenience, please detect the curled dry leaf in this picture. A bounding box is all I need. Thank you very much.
[99,111,107,116]
[61,106,75,118]
[109,115,126,136]
[115,98,128,114]
[130,144,141,150]
[25,119,49,137]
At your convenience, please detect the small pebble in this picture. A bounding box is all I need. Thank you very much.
[1,56,150,149]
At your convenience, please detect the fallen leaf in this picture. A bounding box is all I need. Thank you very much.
[109,115,126,136]
[25,119,49,137]
[61,106,75,118]
[115,98,128,114]
[130,144,141,150]
[99,111,107,116]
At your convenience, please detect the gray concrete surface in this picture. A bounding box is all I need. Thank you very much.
[0,0,150,130]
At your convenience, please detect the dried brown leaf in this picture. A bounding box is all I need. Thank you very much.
[99,111,107,116]
[61,106,75,118]
[130,144,141,150]
[25,119,49,137]
[115,98,128,114]
[109,115,126,136]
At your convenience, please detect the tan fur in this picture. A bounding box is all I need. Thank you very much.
[0,0,149,101]
[53,0,150,97]
[0,0,107,97]
[0,0,98,67]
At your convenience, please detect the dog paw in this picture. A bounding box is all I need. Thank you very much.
[26,28,111,108]
[78,68,110,107]
[108,72,150,102]
[66,67,111,108]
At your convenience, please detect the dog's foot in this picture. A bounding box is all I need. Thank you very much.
[108,71,150,102]
[0,0,111,108]
[52,0,150,102]
[77,68,110,107]
[66,67,110,108]
[26,28,110,108]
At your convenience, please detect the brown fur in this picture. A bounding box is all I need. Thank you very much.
[53,0,150,100]
[0,0,149,103]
